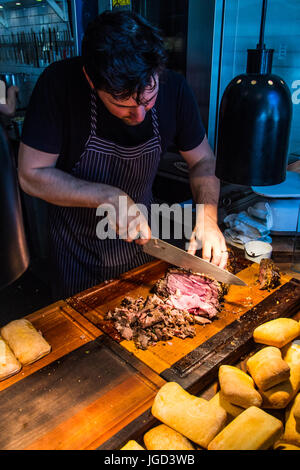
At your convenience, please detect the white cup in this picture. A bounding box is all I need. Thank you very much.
[244,240,272,263]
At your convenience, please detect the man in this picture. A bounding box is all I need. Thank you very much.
[18,10,228,299]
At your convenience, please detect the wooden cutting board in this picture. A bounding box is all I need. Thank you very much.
[0,300,165,450]
[67,258,300,394]
[0,300,101,392]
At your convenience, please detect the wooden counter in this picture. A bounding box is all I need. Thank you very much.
[1,255,300,450]
[66,258,300,390]
[0,300,165,450]
[68,257,300,449]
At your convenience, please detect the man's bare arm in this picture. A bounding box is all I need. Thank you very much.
[18,142,121,208]
[180,136,219,205]
[18,143,151,243]
[180,136,228,268]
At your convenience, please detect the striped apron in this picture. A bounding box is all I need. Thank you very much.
[48,90,162,299]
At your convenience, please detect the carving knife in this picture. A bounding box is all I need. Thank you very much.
[143,238,247,286]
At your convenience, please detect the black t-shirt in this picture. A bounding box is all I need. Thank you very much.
[21,57,206,172]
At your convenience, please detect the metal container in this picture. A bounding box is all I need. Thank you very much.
[0,124,29,289]
[11,116,24,139]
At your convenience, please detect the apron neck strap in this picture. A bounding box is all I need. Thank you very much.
[90,90,98,135]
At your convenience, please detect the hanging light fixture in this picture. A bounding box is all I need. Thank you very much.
[215,0,292,186]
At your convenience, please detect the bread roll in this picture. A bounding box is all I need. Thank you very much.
[218,365,262,408]
[121,440,144,450]
[151,382,226,449]
[293,392,300,425]
[280,393,300,447]
[0,336,21,380]
[260,342,300,409]
[209,392,244,421]
[208,406,283,450]
[144,424,194,450]
[1,319,51,365]
[246,346,290,391]
[273,441,300,450]
[253,318,300,348]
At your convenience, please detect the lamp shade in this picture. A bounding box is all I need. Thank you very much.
[215,58,292,186]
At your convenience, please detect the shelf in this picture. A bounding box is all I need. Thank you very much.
[0,0,46,8]
[0,63,44,75]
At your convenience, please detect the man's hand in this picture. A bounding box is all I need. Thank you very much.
[187,212,228,269]
[104,191,151,245]
[180,136,228,269]
[115,196,152,246]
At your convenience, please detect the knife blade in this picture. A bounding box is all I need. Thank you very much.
[143,238,247,286]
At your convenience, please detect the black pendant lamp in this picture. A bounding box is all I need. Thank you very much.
[215,0,292,186]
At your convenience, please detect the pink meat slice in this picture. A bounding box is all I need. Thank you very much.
[165,272,220,317]
[167,273,211,295]
[167,294,218,318]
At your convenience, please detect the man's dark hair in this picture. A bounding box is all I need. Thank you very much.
[81,10,167,104]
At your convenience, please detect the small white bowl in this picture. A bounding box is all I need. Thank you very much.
[244,240,273,263]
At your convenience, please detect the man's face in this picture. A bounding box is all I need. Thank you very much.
[97,76,159,126]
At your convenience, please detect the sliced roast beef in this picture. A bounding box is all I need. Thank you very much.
[153,268,223,319]
[166,294,218,318]
[258,258,281,290]
[106,268,228,350]
[106,293,196,350]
